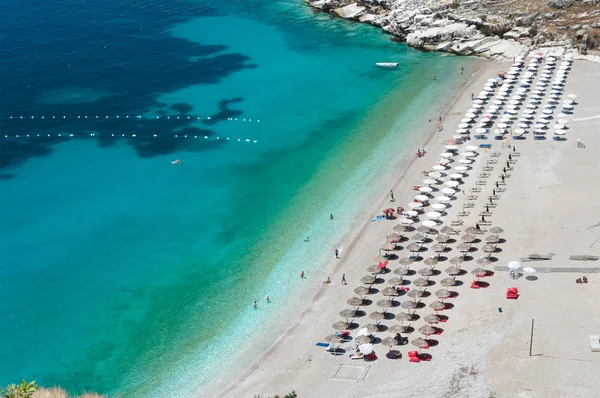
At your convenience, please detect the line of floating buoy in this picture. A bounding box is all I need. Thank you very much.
[6,115,261,122]
[2,133,258,143]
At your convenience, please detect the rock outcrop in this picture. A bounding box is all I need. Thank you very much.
[304,0,600,60]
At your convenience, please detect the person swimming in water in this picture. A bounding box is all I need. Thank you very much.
[171,159,182,165]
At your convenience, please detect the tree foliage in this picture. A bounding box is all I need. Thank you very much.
[1,380,39,398]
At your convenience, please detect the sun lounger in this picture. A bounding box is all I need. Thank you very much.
[350,352,364,360]
[569,255,600,261]
[519,253,555,262]
[470,281,480,289]
[506,287,519,299]
[409,356,421,362]
[479,144,491,148]
[590,335,600,352]
[316,342,329,347]
[365,353,378,361]
[408,351,418,357]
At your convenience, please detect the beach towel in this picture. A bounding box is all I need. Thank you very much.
[315,342,329,347]
[370,215,385,223]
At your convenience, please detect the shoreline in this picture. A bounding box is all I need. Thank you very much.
[216,57,496,398]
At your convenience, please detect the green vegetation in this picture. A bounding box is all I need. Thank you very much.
[1,380,38,398]
[254,392,297,398]
[450,1,460,9]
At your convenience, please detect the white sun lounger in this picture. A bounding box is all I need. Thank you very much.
[589,335,600,352]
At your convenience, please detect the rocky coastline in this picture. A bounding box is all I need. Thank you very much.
[304,0,600,61]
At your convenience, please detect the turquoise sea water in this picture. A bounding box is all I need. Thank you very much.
[0,0,475,396]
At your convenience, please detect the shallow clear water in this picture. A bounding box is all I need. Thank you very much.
[0,0,473,395]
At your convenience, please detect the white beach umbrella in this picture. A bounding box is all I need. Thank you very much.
[523,267,537,274]
[458,123,470,129]
[427,212,441,219]
[484,86,494,92]
[497,122,509,129]
[543,103,554,108]
[445,145,458,150]
[423,178,438,185]
[415,194,429,201]
[445,181,460,188]
[432,165,446,171]
[518,122,530,128]
[419,186,433,193]
[506,109,518,115]
[454,166,468,171]
[526,105,537,110]
[460,118,473,123]
[405,210,419,217]
[449,173,463,179]
[458,159,472,164]
[563,103,574,109]
[428,171,442,178]
[400,218,414,225]
[408,202,423,209]
[461,152,476,157]
[493,100,503,105]
[514,128,526,135]
[464,145,477,151]
[554,130,566,136]
[456,129,469,134]
[466,112,477,118]
[542,109,553,115]
[506,105,518,110]
[508,260,520,271]
[475,128,488,134]
[541,113,553,119]
[557,119,569,125]
[432,203,447,210]
[422,220,437,228]
[442,187,456,195]
[440,152,453,158]
[436,196,451,202]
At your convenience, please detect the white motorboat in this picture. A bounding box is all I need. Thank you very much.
[375,62,399,68]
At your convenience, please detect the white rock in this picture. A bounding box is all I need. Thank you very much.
[332,3,366,19]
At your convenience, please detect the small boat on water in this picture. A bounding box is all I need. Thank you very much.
[375,62,399,69]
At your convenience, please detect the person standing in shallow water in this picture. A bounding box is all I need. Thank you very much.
[334,249,339,258]
[330,213,334,220]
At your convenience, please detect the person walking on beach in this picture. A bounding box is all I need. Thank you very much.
[342,274,347,285]
[334,249,339,259]
[438,116,442,122]
[390,190,395,202]
[300,271,305,279]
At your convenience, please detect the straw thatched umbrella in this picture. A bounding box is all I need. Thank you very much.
[325,334,340,342]
[465,226,480,234]
[387,277,404,285]
[419,268,434,277]
[365,323,380,333]
[407,243,422,253]
[461,234,476,243]
[424,314,440,324]
[369,311,385,322]
[394,224,412,233]
[486,235,500,244]
[382,336,398,351]
[388,233,403,242]
[476,257,492,266]
[445,266,461,276]
[482,244,497,254]
[354,286,371,296]
[396,312,413,322]
[457,242,472,252]
[377,299,394,310]
[407,289,425,300]
[381,242,396,251]
[441,277,456,288]
[412,233,426,241]
[419,325,436,336]
[340,309,358,322]
[449,256,464,266]
[423,257,437,267]
[381,287,398,297]
[436,234,450,243]
[332,321,350,330]
[411,337,429,348]
[430,301,446,311]
[393,267,409,276]
[431,244,447,255]
[367,264,383,274]
[417,226,433,234]
[374,255,388,263]
[435,289,452,299]
[389,324,408,333]
[399,257,414,266]
[355,335,372,344]
[412,278,430,288]
[472,267,486,276]
[401,300,418,310]
[490,226,504,236]
[361,275,376,284]
[441,226,457,235]
[347,297,365,307]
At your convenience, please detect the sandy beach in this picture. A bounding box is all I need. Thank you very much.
[217,57,600,398]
